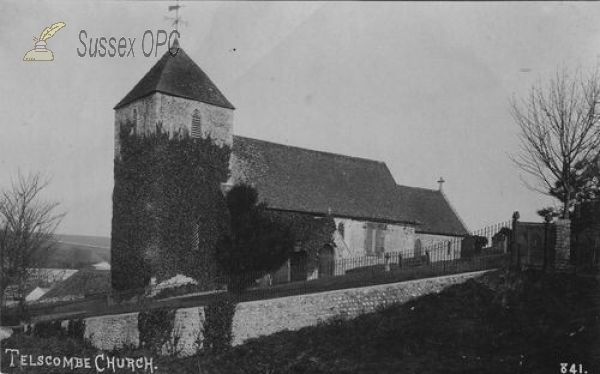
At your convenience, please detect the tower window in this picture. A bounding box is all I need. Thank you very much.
[191,109,201,138]
[132,109,138,130]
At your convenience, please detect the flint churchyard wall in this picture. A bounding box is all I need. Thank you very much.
[74,271,487,355]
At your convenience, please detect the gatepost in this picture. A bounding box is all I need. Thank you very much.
[553,218,571,272]
[510,211,520,270]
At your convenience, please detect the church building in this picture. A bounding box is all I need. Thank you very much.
[113,40,469,281]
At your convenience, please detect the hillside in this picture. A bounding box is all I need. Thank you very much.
[33,234,110,270]
[55,234,110,249]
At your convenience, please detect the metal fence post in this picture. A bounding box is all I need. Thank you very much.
[442,242,446,273]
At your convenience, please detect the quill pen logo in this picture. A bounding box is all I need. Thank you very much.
[23,22,66,61]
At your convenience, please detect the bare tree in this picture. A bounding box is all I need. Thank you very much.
[0,173,64,307]
[511,68,600,219]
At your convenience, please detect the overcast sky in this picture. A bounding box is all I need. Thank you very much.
[2,1,600,237]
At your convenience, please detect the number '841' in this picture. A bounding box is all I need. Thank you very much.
[560,363,586,374]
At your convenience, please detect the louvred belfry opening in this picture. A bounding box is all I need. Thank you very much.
[192,109,201,138]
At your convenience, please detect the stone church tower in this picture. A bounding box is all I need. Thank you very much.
[111,41,235,290]
[113,39,235,156]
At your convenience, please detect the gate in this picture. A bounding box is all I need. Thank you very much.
[515,222,550,270]
[318,245,335,278]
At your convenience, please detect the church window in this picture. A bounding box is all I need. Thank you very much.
[364,223,386,255]
[191,109,202,138]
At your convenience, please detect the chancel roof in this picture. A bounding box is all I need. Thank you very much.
[232,136,469,236]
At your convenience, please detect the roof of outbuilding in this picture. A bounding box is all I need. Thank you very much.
[232,136,416,224]
[114,40,234,110]
[41,268,111,300]
[394,185,469,236]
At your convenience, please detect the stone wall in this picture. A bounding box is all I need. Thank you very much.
[114,95,158,158]
[81,308,206,356]
[76,271,487,355]
[168,307,204,356]
[84,312,139,351]
[231,270,486,346]
[156,93,233,147]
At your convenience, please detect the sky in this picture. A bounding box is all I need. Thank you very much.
[1,1,600,237]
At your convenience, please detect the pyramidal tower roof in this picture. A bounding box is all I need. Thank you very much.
[114,40,234,110]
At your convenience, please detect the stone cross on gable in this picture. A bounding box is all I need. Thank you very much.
[438,177,445,191]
